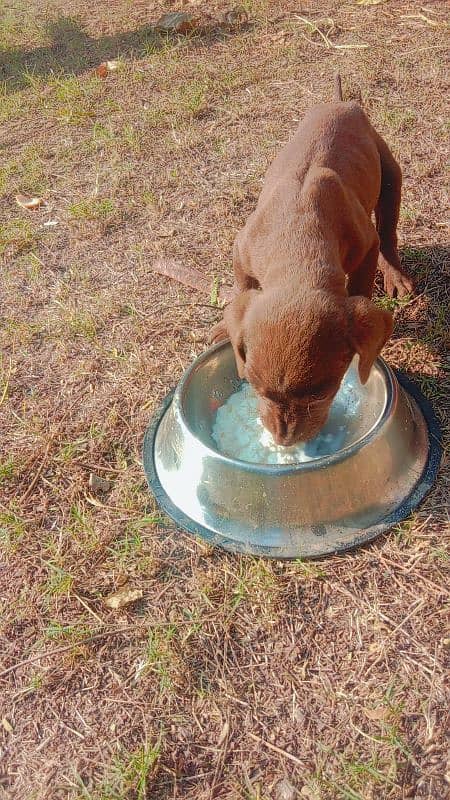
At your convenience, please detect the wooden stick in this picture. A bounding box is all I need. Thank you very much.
[248,732,304,767]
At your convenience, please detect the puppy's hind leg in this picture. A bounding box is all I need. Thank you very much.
[375,137,414,298]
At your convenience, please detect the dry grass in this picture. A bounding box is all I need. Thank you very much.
[0,1,449,798]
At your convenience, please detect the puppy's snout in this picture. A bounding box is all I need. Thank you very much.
[275,417,288,442]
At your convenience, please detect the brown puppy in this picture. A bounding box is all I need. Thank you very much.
[211,77,413,446]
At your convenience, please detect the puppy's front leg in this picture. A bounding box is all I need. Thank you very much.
[347,241,379,299]
[210,318,229,344]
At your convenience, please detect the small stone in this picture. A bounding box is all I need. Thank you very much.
[275,778,296,800]
[89,472,113,494]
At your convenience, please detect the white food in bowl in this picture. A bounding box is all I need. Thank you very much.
[212,381,359,464]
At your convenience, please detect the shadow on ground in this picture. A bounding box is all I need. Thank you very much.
[0,15,237,92]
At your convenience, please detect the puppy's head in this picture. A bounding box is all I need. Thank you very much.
[224,288,393,445]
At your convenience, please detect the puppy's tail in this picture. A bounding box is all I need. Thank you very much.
[334,73,343,101]
[334,73,363,105]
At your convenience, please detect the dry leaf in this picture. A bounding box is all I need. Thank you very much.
[89,472,113,494]
[275,778,296,800]
[2,717,13,734]
[96,63,108,78]
[96,60,121,77]
[156,12,202,34]
[15,194,45,211]
[217,720,229,746]
[104,588,143,609]
[355,0,386,5]
[363,705,390,721]
[223,6,249,30]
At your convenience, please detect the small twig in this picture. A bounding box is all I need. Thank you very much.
[0,620,196,679]
[73,593,105,626]
[0,356,12,408]
[248,732,304,767]
[18,441,52,504]
[0,625,142,679]
[294,14,368,50]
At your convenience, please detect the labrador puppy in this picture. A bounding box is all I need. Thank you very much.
[211,76,413,445]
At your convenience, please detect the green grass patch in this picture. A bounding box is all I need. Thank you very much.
[375,293,412,312]
[0,218,37,255]
[0,457,16,483]
[69,197,115,221]
[43,562,74,597]
[73,737,162,800]
[0,510,25,551]
[45,621,92,641]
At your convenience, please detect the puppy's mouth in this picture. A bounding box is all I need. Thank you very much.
[260,409,330,447]
[272,429,316,447]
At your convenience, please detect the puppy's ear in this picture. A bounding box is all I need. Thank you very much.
[223,290,258,378]
[346,296,393,384]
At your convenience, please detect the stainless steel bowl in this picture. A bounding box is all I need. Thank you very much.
[143,341,441,558]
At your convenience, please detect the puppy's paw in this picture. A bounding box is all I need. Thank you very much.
[383,267,414,299]
[209,319,229,344]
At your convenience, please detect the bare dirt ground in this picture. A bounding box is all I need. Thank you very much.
[0,2,449,798]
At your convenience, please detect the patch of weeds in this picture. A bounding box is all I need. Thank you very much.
[112,445,129,471]
[57,435,88,463]
[380,724,413,763]
[399,205,419,223]
[375,293,412,313]
[294,558,326,579]
[47,75,102,124]
[176,80,209,119]
[69,197,115,221]
[108,530,143,562]
[240,0,269,20]
[230,570,248,612]
[17,251,44,282]
[75,736,162,800]
[209,276,221,307]
[3,318,44,348]
[0,457,16,483]
[393,517,416,546]
[0,510,25,551]
[144,626,178,690]
[45,621,92,641]
[91,120,116,148]
[382,108,416,132]
[121,123,142,151]
[143,105,168,128]
[68,503,99,552]
[142,35,180,65]
[0,87,25,123]
[0,218,37,255]
[142,189,158,207]
[429,546,449,562]
[43,562,74,597]
[10,144,48,197]
[67,311,98,341]
[414,374,442,403]
[401,246,432,268]
[129,512,168,530]
[115,481,147,512]
[425,301,449,345]
[27,673,44,693]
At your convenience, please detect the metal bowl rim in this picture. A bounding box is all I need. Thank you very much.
[142,371,442,559]
[173,340,396,474]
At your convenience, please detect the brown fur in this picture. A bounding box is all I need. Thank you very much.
[211,81,413,445]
